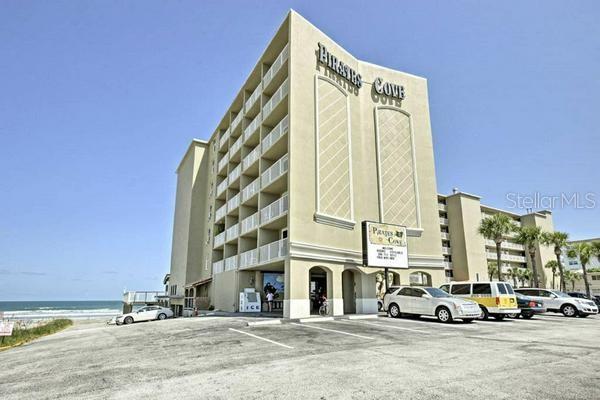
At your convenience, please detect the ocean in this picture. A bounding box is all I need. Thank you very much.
[0,300,122,320]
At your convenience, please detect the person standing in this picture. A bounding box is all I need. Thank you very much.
[266,291,274,312]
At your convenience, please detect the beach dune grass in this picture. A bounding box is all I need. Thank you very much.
[1,319,73,350]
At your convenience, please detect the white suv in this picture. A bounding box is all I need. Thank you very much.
[383,286,481,323]
[515,288,598,318]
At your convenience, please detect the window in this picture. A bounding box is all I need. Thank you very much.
[440,284,450,293]
[538,290,552,298]
[473,284,492,295]
[519,289,538,296]
[412,288,427,297]
[445,270,453,278]
[505,283,515,294]
[398,287,412,296]
[451,284,471,295]
[497,283,507,294]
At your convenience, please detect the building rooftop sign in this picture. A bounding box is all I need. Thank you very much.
[317,42,362,89]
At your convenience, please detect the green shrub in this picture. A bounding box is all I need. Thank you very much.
[0,319,73,349]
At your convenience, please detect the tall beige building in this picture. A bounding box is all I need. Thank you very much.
[167,11,447,318]
[437,191,556,288]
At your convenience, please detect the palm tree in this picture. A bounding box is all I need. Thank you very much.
[487,261,498,281]
[478,214,518,281]
[541,231,569,291]
[563,270,580,292]
[545,260,558,290]
[516,268,532,287]
[567,242,595,297]
[515,226,543,288]
[506,267,519,287]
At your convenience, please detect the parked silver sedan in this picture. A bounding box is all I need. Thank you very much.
[116,306,174,325]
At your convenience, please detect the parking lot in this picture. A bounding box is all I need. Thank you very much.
[1,313,599,400]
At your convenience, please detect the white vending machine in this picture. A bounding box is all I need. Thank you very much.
[239,288,261,312]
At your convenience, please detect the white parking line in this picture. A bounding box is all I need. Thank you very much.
[229,328,294,349]
[339,319,430,333]
[290,322,374,340]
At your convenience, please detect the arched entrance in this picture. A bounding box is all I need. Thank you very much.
[342,270,356,314]
[409,271,432,287]
[309,266,329,315]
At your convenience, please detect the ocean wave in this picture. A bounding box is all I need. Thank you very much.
[3,308,121,319]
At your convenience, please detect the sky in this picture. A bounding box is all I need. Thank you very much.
[1,1,599,301]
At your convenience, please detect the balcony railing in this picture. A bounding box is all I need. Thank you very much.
[213,260,224,274]
[263,44,289,88]
[262,78,289,119]
[259,238,288,264]
[485,239,525,251]
[486,253,527,263]
[231,112,243,132]
[245,83,262,112]
[262,115,289,154]
[241,177,260,203]
[230,136,242,156]
[224,255,238,271]
[438,203,447,211]
[239,248,259,269]
[228,164,241,183]
[213,232,225,248]
[241,212,259,234]
[443,261,453,269]
[227,193,240,212]
[217,179,228,196]
[439,217,449,225]
[226,223,239,242]
[219,127,230,149]
[244,112,261,142]
[261,154,289,189]
[442,246,452,255]
[123,291,163,304]
[215,204,227,221]
[218,152,229,172]
[242,146,260,171]
[440,232,450,240]
[261,194,288,225]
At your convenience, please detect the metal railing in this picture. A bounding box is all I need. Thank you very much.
[438,203,447,211]
[242,146,260,171]
[227,192,240,212]
[239,248,259,269]
[224,255,238,271]
[213,232,225,248]
[440,232,450,240]
[241,212,259,234]
[215,204,227,221]
[261,154,289,188]
[213,260,224,274]
[242,177,260,202]
[245,83,262,112]
[262,115,289,154]
[259,238,288,263]
[123,291,164,304]
[226,223,239,242]
[485,239,525,251]
[443,261,453,269]
[262,78,289,119]
[486,252,527,263]
[442,246,452,255]
[244,112,261,142]
[439,217,449,225]
[260,194,288,225]
[263,44,289,88]
[216,179,228,196]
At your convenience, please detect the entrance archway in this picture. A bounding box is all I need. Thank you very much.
[309,266,329,314]
[342,270,356,314]
[409,271,432,286]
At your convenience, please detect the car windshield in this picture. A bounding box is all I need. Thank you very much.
[554,291,571,298]
[425,288,452,298]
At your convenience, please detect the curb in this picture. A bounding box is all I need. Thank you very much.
[347,314,380,320]
[246,319,283,327]
[298,317,334,323]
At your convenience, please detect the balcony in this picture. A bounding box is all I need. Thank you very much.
[438,203,447,211]
[219,127,230,149]
[230,136,242,157]
[224,255,238,271]
[216,179,228,197]
[263,44,289,89]
[486,253,527,263]
[442,246,452,255]
[239,248,259,269]
[261,194,288,226]
[217,152,229,172]
[262,115,289,155]
[241,212,259,235]
[215,204,227,222]
[213,260,224,274]
[213,232,225,248]
[241,177,260,203]
[228,164,241,185]
[231,112,243,133]
[226,223,239,242]
[440,232,450,240]
[227,193,240,213]
[261,154,289,189]
[244,112,261,143]
[242,146,260,172]
[259,238,288,264]
[245,83,262,115]
[262,79,289,121]
[485,239,525,251]
[439,217,449,226]
[443,261,453,269]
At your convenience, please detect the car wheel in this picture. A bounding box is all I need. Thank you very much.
[492,314,505,321]
[561,304,578,317]
[377,301,383,312]
[388,303,401,318]
[521,313,533,319]
[436,307,453,323]
[158,313,167,320]
[578,313,589,318]
[507,313,519,319]
[462,318,474,323]
[478,307,489,320]
[124,316,134,325]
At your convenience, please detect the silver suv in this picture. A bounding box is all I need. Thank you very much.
[515,288,598,318]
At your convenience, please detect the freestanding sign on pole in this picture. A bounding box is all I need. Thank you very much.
[362,221,409,269]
